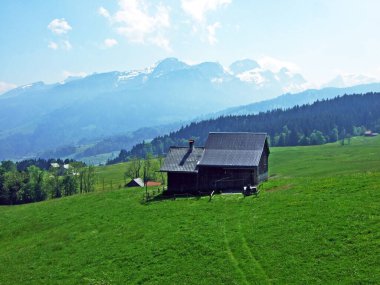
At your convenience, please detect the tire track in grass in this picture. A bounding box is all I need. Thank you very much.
[222,224,249,285]
[238,220,271,284]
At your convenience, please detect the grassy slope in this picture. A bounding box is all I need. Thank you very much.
[0,137,380,284]
[94,162,129,191]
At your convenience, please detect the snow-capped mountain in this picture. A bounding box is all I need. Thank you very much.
[324,74,378,88]
[0,57,377,160]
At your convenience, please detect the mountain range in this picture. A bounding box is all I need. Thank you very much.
[210,82,380,117]
[1,57,380,161]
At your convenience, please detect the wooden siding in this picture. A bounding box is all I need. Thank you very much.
[198,167,256,192]
[167,172,197,193]
[258,145,269,183]
[166,144,269,193]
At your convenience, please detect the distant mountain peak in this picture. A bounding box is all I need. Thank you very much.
[229,59,261,74]
[152,58,189,77]
[324,74,378,88]
[193,61,227,77]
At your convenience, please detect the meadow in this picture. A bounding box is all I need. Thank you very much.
[0,136,379,284]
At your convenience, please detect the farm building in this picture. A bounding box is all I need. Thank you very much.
[126,178,144,187]
[146,181,162,187]
[160,132,270,194]
[364,130,378,137]
[126,178,162,187]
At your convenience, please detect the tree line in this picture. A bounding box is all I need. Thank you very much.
[0,160,96,205]
[108,92,380,164]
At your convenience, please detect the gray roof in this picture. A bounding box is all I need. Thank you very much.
[199,149,263,167]
[160,132,268,172]
[160,147,204,173]
[198,132,267,167]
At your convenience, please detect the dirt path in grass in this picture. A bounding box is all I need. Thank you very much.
[238,221,271,284]
[222,224,250,285]
[222,212,271,285]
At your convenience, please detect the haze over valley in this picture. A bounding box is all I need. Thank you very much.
[2,57,380,162]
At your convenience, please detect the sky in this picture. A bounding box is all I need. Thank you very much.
[1,0,380,93]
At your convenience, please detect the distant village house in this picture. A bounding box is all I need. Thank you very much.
[364,130,378,137]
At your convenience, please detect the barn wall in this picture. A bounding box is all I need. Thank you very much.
[258,146,269,183]
[167,172,197,194]
[198,167,255,192]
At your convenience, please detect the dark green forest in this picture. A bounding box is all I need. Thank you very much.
[109,93,380,164]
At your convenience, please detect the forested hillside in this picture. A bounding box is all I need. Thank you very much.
[211,82,380,117]
[0,159,91,205]
[109,93,380,164]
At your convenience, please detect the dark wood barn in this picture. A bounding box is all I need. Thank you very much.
[160,132,270,194]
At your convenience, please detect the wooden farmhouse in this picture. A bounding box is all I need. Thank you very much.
[160,132,270,194]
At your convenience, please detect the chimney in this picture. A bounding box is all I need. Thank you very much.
[189,139,195,151]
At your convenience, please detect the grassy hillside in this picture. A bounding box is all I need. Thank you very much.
[0,136,379,284]
[94,162,129,191]
[271,136,380,177]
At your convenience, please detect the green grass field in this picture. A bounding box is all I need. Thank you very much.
[94,162,129,191]
[0,136,379,284]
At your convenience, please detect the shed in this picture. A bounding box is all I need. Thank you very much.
[146,181,162,187]
[126,178,144,187]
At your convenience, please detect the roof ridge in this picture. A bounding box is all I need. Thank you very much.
[209,132,267,134]
[169,146,205,149]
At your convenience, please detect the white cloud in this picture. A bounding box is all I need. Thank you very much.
[98,6,110,18]
[47,18,72,35]
[48,41,59,50]
[47,18,73,51]
[0,81,17,95]
[181,0,231,45]
[48,40,72,51]
[257,56,300,73]
[207,22,221,45]
[99,0,171,50]
[104,38,118,48]
[181,0,231,22]
[150,35,172,52]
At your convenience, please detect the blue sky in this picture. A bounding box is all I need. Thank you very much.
[1,0,380,93]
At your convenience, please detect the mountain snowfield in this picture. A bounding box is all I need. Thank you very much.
[1,57,380,161]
